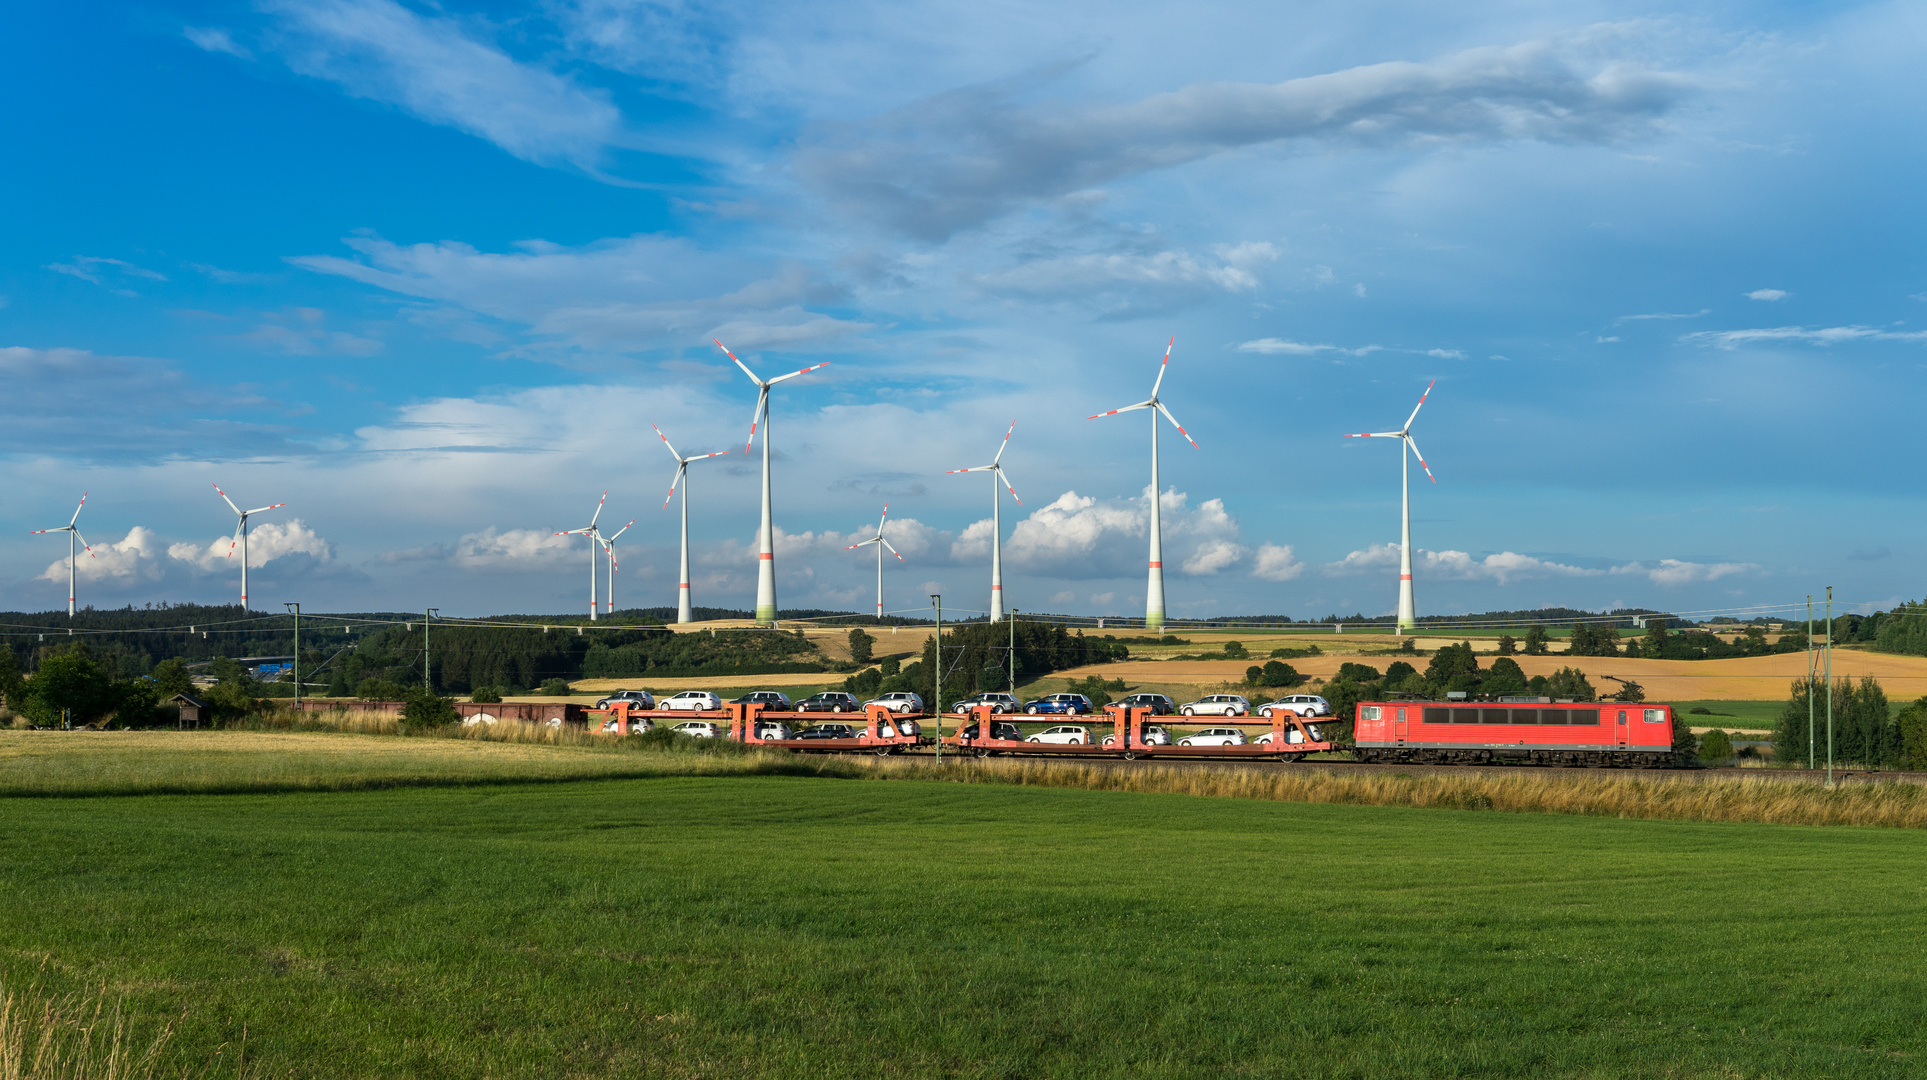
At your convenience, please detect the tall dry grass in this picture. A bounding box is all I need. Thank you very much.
[853,756,1927,829]
[0,975,243,1080]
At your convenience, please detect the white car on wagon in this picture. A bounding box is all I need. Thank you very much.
[671,720,724,738]
[1027,725,1094,745]
[1258,694,1330,718]
[1179,694,1250,717]
[1179,727,1248,747]
[659,691,722,711]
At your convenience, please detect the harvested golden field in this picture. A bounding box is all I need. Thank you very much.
[1058,648,1927,701]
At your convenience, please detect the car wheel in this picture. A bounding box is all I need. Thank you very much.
[1182,708,1194,716]
[1026,736,1040,743]
[1027,706,1039,715]
[1179,739,1193,746]
[1068,738,1081,745]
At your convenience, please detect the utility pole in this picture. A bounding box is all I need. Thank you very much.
[285,602,301,710]
[1825,586,1833,787]
[425,608,439,691]
[930,594,942,764]
[1009,608,1018,694]
[1806,595,1814,770]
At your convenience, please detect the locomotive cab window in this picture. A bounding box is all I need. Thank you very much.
[1643,709,1666,724]
[1361,706,1380,721]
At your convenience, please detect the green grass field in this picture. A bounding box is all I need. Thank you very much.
[5,771,1925,1077]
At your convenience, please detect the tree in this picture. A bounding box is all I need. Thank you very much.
[1523,626,1550,655]
[847,628,875,666]
[1741,625,1769,655]
[1245,665,1265,686]
[1424,642,1481,695]
[978,662,1005,692]
[1612,680,1646,702]
[1496,634,1517,656]
[1699,729,1733,763]
[1260,660,1301,688]
[152,658,194,699]
[0,650,25,712]
[1384,661,1417,683]
[1897,697,1927,770]
[880,655,901,677]
[1484,657,1527,696]
[1221,640,1249,659]
[1643,619,1672,659]
[358,677,410,701]
[1336,662,1381,682]
[539,678,572,696]
[401,687,459,731]
[470,686,503,703]
[22,649,118,727]
[1544,667,1595,701]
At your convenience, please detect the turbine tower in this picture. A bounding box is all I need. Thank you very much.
[1344,380,1437,634]
[715,339,829,626]
[844,504,904,622]
[213,484,285,611]
[945,421,1022,623]
[31,493,95,617]
[600,518,635,616]
[654,423,729,624]
[1088,337,1197,632]
[555,491,608,621]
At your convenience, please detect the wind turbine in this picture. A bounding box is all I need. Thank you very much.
[714,339,829,626]
[213,484,285,611]
[946,421,1022,623]
[1088,337,1196,633]
[1344,380,1437,634]
[845,504,905,621]
[654,424,729,624]
[31,493,95,617]
[555,491,608,621]
[600,518,635,616]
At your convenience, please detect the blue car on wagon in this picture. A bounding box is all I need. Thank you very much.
[1021,693,1093,716]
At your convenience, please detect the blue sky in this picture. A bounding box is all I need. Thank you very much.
[2,0,1922,620]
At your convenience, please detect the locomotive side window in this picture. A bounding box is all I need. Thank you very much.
[1568,709,1600,726]
[1643,709,1665,723]
[1455,709,1480,724]
[1424,708,1449,725]
[1482,708,1511,725]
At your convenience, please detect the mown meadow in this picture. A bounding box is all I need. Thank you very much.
[2,730,1926,1077]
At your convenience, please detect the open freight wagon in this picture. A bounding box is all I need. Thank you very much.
[941,703,1337,760]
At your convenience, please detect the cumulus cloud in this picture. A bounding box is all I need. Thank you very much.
[1324,543,1601,584]
[39,527,167,584]
[1000,487,1244,579]
[795,34,1689,238]
[1251,543,1304,581]
[432,527,579,569]
[1683,325,1927,348]
[168,519,335,571]
[1183,538,1247,575]
[1611,559,1756,586]
[257,0,630,172]
[1746,288,1788,301]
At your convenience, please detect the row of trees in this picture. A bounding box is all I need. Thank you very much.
[842,623,1128,702]
[0,645,275,727]
[1771,678,1927,768]
[1496,622,1808,662]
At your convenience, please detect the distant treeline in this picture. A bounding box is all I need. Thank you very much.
[842,623,1128,701]
[1771,678,1927,769]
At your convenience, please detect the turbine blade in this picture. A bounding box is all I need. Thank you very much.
[30,528,65,535]
[663,465,685,511]
[945,465,992,474]
[1087,401,1154,419]
[652,423,682,462]
[69,492,88,527]
[212,483,242,515]
[746,388,767,452]
[589,490,607,529]
[691,449,730,461]
[1149,335,1174,399]
[1405,434,1436,483]
[610,518,636,541]
[1403,379,1436,433]
[997,466,1022,506]
[882,537,905,562]
[715,339,762,384]
[992,419,1015,466]
[74,529,96,557]
[1156,401,1199,448]
[245,503,284,515]
[226,520,244,558]
[766,361,830,385]
[877,503,889,533]
[1343,431,1404,439]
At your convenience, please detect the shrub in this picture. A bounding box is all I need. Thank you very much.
[470,686,503,703]
[356,677,410,701]
[540,677,573,696]
[1699,729,1733,762]
[401,688,459,732]
[1259,660,1301,688]
[1221,641,1249,659]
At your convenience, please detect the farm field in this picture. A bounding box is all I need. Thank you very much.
[4,768,1926,1077]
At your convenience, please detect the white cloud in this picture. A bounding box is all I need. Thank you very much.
[968,243,1276,298]
[1426,348,1467,359]
[168,519,335,571]
[39,527,167,584]
[795,33,1690,238]
[1683,325,1927,348]
[1236,338,1380,356]
[1182,538,1247,575]
[184,26,252,59]
[443,527,579,570]
[1746,288,1788,301]
[1616,309,1709,322]
[1050,589,1077,605]
[45,256,167,287]
[1324,543,1601,584]
[235,307,383,356]
[1000,487,1244,579]
[259,0,630,171]
[1610,559,1756,586]
[1251,543,1304,581]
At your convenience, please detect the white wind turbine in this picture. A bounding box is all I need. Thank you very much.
[844,504,905,622]
[554,491,609,621]
[31,493,96,617]
[654,424,730,624]
[1344,380,1437,634]
[213,483,286,611]
[714,339,829,626]
[599,518,635,616]
[1088,337,1197,633]
[946,421,1022,623]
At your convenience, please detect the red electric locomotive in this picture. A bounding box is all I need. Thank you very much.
[1352,699,1680,767]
